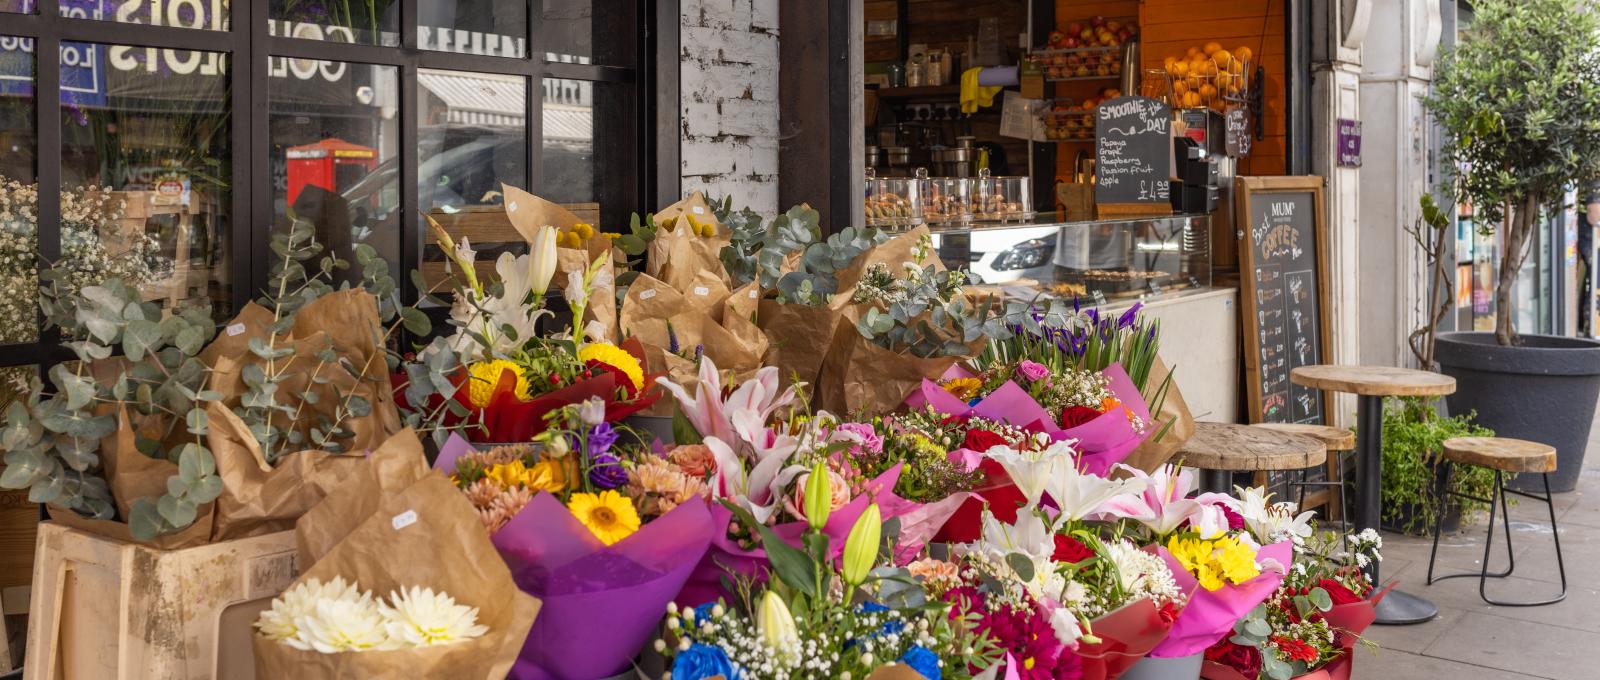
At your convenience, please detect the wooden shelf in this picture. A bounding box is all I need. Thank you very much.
[874,84,962,101]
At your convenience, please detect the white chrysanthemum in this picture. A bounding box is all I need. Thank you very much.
[255,577,368,643]
[1102,539,1183,606]
[379,586,489,647]
[288,595,392,653]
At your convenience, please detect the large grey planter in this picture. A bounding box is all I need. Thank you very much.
[1436,332,1600,492]
[1120,651,1202,680]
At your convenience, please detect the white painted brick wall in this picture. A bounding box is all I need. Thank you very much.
[680,0,780,215]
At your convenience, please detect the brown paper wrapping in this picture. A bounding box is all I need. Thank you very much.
[829,225,941,309]
[814,322,964,416]
[499,182,585,237]
[756,299,841,393]
[206,290,401,456]
[1119,357,1196,473]
[290,427,431,565]
[253,464,538,679]
[626,274,768,415]
[647,192,732,292]
[498,182,618,341]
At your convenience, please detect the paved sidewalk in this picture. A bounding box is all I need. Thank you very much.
[1358,422,1600,679]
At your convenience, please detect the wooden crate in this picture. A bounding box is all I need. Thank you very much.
[24,523,297,680]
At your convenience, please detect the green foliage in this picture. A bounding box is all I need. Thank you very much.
[1380,397,1498,534]
[720,204,822,289]
[773,225,892,305]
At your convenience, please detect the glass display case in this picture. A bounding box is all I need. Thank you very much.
[865,175,926,227]
[972,170,1035,223]
[925,176,974,225]
[926,214,1212,303]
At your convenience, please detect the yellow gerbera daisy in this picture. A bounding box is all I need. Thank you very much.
[467,360,530,407]
[941,377,982,401]
[576,342,645,391]
[568,490,641,546]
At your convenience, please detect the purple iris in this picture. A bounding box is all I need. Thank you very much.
[1118,302,1143,329]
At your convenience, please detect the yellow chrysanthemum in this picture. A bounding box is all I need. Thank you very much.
[577,342,645,391]
[568,490,641,546]
[1167,534,1260,591]
[485,460,530,489]
[523,460,571,494]
[941,377,982,401]
[467,360,529,407]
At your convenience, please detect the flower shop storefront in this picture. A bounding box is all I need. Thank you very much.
[0,3,1400,680]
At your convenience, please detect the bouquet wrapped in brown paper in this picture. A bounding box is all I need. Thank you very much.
[498,183,620,341]
[1117,357,1197,473]
[648,192,732,292]
[6,220,415,543]
[251,429,538,679]
[620,271,768,414]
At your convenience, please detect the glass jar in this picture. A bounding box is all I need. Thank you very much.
[924,176,973,225]
[972,169,1034,223]
[865,173,926,227]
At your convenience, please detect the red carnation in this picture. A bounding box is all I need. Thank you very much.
[1205,640,1262,679]
[1219,504,1246,531]
[963,428,1009,453]
[1060,405,1104,429]
[1317,578,1364,607]
[1271,636,1319,664]
[1052,534,1096,564]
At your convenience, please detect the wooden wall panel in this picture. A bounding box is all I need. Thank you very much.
[864,0,1029,64]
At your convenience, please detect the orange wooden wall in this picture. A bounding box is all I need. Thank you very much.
[1054,0,1288,181]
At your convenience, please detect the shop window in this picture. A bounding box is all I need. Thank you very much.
[59,41,233,317]
[540,0,635,66]
[0,37,35,347]
[269,60,400,284]
[1,1,26,13]
[418,0,527,59]
[63,0,230,31]
[269,0,401,47]
[540,77,634,228]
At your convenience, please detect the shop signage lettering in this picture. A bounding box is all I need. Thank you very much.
[416,27,526,59]
[1336,118,1362,167]
[1094,96,1172,206]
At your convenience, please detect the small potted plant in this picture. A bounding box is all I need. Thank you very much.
[1426,0,1600,492]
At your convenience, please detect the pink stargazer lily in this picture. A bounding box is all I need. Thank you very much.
[656,358,799,447]
[1095,464,1206,536]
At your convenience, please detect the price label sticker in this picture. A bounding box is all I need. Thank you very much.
[391,510,418,531]
[693,286,710,296]
[691,206,705,215]
[748,289,758,298]
[638,289,657,300]
[226,323,247,337]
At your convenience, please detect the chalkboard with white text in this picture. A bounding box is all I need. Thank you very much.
[1094,96,1172,208]
[1238,179,1326,425]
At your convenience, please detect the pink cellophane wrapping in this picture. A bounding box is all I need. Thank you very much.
[1150,540,1294,658]
[675,463,969,606]
[433,436,715,680]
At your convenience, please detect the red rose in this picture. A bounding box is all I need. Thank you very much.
[1205,640,1262,679]
[962,428,1009,452]
[1052,534,1096,563]
[1318,578,1364,607]
[1060,405,1104,429]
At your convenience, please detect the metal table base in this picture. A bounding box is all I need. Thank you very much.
[1356,394,1438,625]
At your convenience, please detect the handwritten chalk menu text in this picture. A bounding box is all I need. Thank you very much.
[1095,96,1172,206]
[1244,187,1324,424]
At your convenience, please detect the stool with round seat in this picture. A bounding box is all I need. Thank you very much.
[1256,423,1356,524]
[1426,436,1566,606]
[1178,422,1327,493]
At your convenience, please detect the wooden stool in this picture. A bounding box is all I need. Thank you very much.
[1427,436,1565,607]
[1257,423,1355,522]
[1179,423,1327,493]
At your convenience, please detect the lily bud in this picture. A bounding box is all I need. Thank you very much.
[842,503,882,586]
[755,591,798,651]
[528,224,559,296]
[803,462,832,532]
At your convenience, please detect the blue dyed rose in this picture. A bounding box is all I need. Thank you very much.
[898,645,941,680]
[859,602,905,636]
[672,643,740,680]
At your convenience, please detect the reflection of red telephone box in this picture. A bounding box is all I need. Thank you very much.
[285,138,377,204]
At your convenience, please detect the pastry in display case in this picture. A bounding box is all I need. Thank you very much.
[971,169,1035,223]
[864,174,926,227]
[924,176,974,225]
[928,215,1211,304]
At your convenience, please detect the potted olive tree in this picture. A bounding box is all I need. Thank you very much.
[1426,0,1600,492]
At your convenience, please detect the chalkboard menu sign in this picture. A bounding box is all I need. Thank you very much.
[1225,109,1252,157]
[1095,96,1172,216]
[1237,176,1329,425]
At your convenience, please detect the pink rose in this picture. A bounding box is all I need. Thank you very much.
[835,422,884,454]
[785,467,850,523]
[1017,360,1051,384]
[668,444,717,478]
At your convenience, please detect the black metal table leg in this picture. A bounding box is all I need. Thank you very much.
[1355,394,1439,625]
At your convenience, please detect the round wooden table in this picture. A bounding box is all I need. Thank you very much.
[1179,423,1327,492]
[1291,364,1456,626]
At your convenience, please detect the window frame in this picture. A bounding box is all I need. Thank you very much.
[1,0,674,368]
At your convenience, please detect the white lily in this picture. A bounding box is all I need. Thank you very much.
[1049,607,1083,649]
[983,440,1075,509]
[442,251,550,362]
[1045,458,1146,523]
[1233,485,1315,545]
[527,224,558,296]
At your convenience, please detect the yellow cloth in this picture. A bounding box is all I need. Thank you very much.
[960,67,1002,115]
